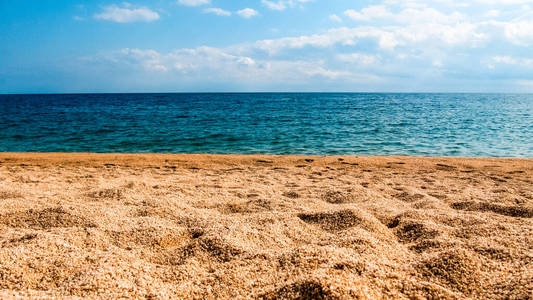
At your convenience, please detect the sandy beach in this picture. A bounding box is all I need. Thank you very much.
[0,153,531,299]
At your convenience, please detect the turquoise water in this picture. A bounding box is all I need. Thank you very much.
[0,93,531,157]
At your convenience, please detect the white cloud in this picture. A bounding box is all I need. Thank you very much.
[338,53,379,65]
[384,0,533,6]
[96,47,351,83]
[237,8,259,18]
[118,49,169,71]
[253,21,488,55]
[474,0,533,4]
[262,0,286,10]
[503,21,533,45]
[246,3,531,55]
[492,55,533,65]
[204,8,231,16]
[261,0,312,11]
[255,27,376,54]
[493,55,518,64]
[329,14,342,22]
[345,6,392,21]
[84,1,533,91]
[94,4,159,23]
[177,0,210,6]
[345,6,464,24]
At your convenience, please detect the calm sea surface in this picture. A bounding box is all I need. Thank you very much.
[0,93,532,157]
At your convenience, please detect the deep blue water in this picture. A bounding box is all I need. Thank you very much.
[0,93,532,157]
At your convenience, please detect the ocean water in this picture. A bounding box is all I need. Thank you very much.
[0,93,532,157]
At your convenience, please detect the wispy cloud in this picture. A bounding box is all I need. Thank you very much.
[177,0,210,6]
[204,7,231,16]
[261,0,312,11]
[237,8,259,18]
[337,53,379,65]
[491,55,533,66]
[261,0,286,11]
[329,14,342,22]
[94,3,159,23]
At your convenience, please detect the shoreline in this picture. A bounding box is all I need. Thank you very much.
[1,152,531,298]
[1,152,532,162]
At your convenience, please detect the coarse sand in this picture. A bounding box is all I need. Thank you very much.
[0,153,531,299]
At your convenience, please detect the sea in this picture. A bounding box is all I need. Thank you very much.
[0,93,532,157]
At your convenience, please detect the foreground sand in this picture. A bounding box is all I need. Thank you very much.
[0,153,531,299]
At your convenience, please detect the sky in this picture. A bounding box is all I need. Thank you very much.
[1,0,533,93]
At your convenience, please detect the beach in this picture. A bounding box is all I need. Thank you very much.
[0,153,531,298]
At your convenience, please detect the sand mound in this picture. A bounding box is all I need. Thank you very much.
[388,214,440,243]
[320,190,353,204]
[259,280,332,299]
[451,201,533,218]
[298,209,363,232]
[223,199,273,214]
[149,235,243,266]
[0,153,531,299]
[419,249,483,295]
[0,207,96,229]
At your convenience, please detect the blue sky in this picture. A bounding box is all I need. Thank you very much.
[1,0,533,93]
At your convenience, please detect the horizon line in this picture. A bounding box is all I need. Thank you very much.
[2,91,533,96]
